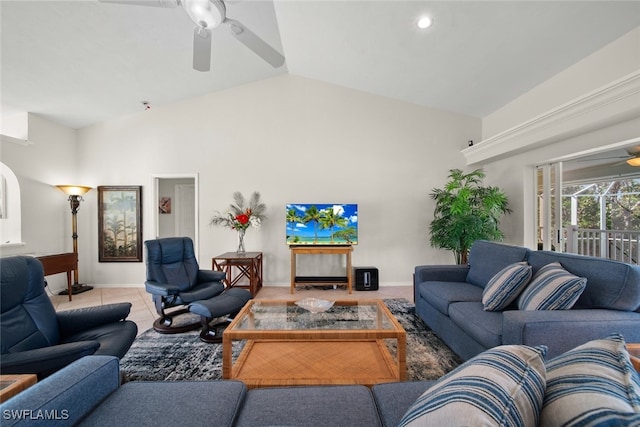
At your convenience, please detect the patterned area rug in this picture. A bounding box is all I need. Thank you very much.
[120,298,462,382]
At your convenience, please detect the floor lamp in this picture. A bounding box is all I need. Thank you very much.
[56,185,93,295]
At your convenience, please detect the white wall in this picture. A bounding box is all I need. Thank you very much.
[73,75,479,287]
[0,114,80,290]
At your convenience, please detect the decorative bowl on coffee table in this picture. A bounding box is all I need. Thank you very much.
[295,297,334,313]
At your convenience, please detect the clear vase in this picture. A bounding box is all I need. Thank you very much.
[237,229,246,254]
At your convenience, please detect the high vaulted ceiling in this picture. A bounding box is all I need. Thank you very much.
[1,1,640,130]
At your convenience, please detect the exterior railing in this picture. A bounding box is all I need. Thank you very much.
[565,226,640,265]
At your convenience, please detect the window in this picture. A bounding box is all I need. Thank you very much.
[536,148,640,264]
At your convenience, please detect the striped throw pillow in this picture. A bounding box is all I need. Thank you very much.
[540,334,640,427]
[482,261,532,311]
[398,345,547,427]
[517,262,587,310]
[562,409,640,427]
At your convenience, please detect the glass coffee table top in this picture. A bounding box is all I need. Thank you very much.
[234,299,398,332]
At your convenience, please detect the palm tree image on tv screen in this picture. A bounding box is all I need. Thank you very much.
[286,204,358,245]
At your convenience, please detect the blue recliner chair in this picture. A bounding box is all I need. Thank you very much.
[144,237,251,343]
[0,256,137,379]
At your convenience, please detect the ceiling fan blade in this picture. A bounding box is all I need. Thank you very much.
[98,0,179,7]
[224,18,285,68]
[576,156,631,162]
[193,27,212,72]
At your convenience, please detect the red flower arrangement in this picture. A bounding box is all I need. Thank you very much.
[209,192,266,232]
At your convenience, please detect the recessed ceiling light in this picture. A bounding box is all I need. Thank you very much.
[417,16,432,30]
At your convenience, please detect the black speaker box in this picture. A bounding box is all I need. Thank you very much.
[354,267,378,291]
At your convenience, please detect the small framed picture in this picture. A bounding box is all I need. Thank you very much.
[159,196,171,214]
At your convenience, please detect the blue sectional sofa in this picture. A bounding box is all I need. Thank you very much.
[414,240,640,360]
[3,336,639,427]
[0,355,413,427]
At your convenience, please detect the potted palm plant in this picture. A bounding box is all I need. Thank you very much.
[429,169,511,264]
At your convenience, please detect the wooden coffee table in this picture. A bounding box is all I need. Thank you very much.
[0,374,37,403]
[222,299,406,388]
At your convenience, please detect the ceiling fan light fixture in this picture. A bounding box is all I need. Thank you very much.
[183,0,225,29]
[626,156,640,167]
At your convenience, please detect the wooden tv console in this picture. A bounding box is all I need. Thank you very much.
[289,245,353,294]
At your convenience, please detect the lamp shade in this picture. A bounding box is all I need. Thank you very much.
[56,185,92,196]
[626,157,640,167]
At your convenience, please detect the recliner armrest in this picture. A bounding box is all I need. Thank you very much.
[0,341,100,378]
[414,265,470,284]
[145,280,181,296]
[198,269,226,283]
[57,303,132,337]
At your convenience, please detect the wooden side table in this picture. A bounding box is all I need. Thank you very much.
[37,253,77,301]
[0,374,37,403]
[212,252,263,297]
[289,245,353,294]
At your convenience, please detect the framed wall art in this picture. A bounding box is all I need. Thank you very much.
[98,186,142,262]
[159,196,171,214]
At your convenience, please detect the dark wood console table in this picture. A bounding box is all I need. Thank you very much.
[36,252,77,301]
[289,246,353,294]
[212,252,263,297]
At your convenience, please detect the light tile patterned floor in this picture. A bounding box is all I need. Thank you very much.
[49,285,414,336]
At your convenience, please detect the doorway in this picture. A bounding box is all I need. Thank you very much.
[152,174,199,257]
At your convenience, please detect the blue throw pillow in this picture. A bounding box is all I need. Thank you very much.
[482,261,532,311]
[517,262,587,310]
[398,345,547,427]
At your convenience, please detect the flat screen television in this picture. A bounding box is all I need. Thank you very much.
[286,203,358,245]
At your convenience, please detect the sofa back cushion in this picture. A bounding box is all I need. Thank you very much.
[527,251,640,311]
[0,256,60,354]
[466,241,529,288]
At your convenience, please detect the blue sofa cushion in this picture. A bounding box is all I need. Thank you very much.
[466,241,529,288]
[79,380,247,427]
[527,251,640,311]
[540,334,640,426]
[398,345,547,427]
[482,261,532,311]
[371,381,436,427]
[449,302,503,349]
[234,385,382,427]
[517,262,587,311]
[416,281,482,316]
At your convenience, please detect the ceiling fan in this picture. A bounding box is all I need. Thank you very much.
[575,152,640,167]
[99,0,285,72]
